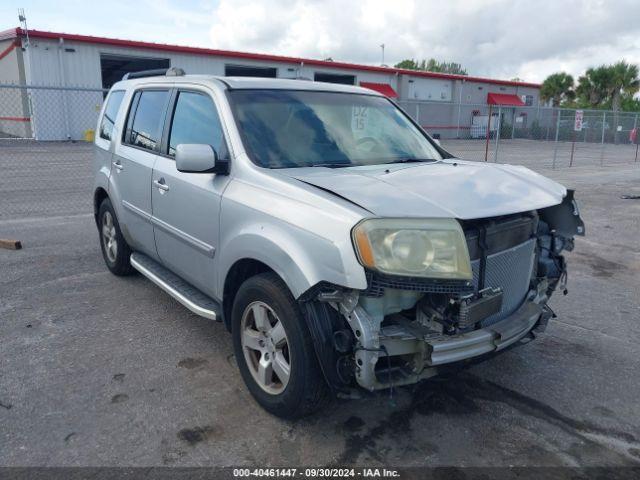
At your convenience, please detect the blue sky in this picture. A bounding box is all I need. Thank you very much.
[3,0,640,83]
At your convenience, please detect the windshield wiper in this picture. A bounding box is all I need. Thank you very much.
[385,158,436,164]
[310,163,353,168]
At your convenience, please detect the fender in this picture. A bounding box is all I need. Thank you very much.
[217,177,368,300]
[217,224,366,300]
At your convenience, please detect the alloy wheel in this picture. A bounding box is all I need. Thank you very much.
[240,301,291,395]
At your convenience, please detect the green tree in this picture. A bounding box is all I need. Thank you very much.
[576,66,613,108]
[608,61,639,113]
[394,58,467,75]
[540,72,575,107]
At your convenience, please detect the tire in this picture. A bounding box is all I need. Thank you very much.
[232,272,329,419]
[97,198,134,276]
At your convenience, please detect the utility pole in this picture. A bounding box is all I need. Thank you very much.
[18,8,30,47]
[380,44,385,66]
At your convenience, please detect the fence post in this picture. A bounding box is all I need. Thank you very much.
[456,83,463,139]
[600,112,607,166]
[494,106,502,162]
[484,104,493,162]
[415,103,420,126]
[552,108,561,169]
[634,114,638,163]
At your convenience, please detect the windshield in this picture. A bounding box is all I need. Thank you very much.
[229,89,443,168]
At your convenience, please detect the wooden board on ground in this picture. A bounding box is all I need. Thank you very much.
[0,239,22,250]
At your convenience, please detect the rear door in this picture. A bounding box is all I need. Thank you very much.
[111,88,170,259]
[151,88,231,298]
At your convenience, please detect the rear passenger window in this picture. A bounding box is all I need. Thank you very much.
[168,91,225,157]
[124,90,169,151]
[99,90,125,141]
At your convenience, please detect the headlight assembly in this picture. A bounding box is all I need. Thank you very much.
[352,218,472,280]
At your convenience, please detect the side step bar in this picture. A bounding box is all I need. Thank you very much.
[130,252,221,321]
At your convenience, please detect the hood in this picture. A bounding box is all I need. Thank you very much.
[277,160,566,220]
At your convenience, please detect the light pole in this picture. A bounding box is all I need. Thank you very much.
[380,44,385,66]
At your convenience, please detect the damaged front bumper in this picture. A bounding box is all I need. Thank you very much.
[333,283,551,391]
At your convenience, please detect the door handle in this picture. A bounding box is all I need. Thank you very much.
[112,160,123,171]
[153,178,170,192]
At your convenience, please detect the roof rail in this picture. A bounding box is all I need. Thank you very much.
[122,67,185,80]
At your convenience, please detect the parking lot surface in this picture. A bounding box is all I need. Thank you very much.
[1,143,640,467]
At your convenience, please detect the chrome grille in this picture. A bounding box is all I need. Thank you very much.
[471,238,536,326]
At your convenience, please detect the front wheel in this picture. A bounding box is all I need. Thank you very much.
[232,273,328,418]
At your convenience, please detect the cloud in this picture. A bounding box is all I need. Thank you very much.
[8,0,639,83]
[206,0,640,82]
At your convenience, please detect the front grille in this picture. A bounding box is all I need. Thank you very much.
[364,271,474,297]
[471,238,536,326]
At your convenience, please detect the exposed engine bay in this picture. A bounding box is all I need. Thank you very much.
[302,191,585,393]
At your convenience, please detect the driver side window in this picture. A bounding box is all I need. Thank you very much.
[168,91,226,158]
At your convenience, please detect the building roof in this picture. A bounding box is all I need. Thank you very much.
[0,27,541,89]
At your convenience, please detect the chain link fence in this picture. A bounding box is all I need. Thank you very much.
[398,100,640,169]
[1,83,639,221]
[1,84,106,220]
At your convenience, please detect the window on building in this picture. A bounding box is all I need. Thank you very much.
[225,64,278,77]
[99,90,125,141]
[314,73,356,85]
[168,91,226,157]
[124,90,170,151]
[524,95,534,106]
[100,54,170,90]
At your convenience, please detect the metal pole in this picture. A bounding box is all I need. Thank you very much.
[633,114,638,163]
[415,102,420,126]
[57,37,71,140]
[484,104,492,162]
[494,106,502,162]
[456,80,464,138]
[600,112,606,166]
[570,129,576,167]
[552,108,561,169]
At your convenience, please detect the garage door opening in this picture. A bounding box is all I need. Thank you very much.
[314,73,356,85]
[225,65,278,78]
[100,54,170,89]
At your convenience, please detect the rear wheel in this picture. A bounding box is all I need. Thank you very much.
[98,198,134,276]
[232,273,328,418]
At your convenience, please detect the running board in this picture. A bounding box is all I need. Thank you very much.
[130,252,221,321]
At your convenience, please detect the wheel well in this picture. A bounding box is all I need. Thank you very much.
[93,188,109,225]
[222,259,273,331]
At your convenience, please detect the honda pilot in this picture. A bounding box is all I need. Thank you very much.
[93,69,584,418]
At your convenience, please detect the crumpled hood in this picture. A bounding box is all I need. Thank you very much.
[277,160,566,220]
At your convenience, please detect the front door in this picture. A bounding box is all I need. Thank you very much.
[111,88,170,259]
[151,89,230,298]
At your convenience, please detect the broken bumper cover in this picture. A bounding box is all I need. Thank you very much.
[354,299,547,391]
[426,301,542,366]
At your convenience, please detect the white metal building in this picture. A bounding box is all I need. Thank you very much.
[0,27,541,140]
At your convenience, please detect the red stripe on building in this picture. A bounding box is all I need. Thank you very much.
[0,116,30,122]
[0,39,19,61]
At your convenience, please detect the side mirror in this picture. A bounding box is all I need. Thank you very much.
[175,144,218,173]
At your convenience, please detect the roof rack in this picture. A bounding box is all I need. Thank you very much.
[122,67,185,80]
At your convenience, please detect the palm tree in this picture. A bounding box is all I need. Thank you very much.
[608,61,639,113]
[540,72,575,107]
[576,66,611,108]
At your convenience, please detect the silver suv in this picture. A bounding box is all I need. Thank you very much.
[93,69,584,418]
